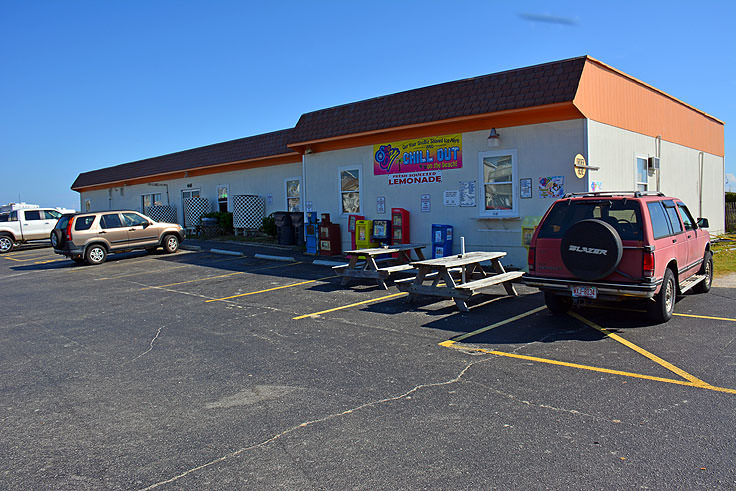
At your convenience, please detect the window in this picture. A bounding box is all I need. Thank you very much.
[24,210,42,220]
[339,168,361,214]
[647,201,681,239]
[538,200,643,241]
[677,203,696,231]
[285,178,301,212]
[100,213,123,229]
[663,200,683,234]
[141,193,162,212]
[42,210,62,220]
[479,150,517,217]
[123,212,149,227]
[75,215,96,231]
[0,214,8,222]
[217,185,229,212]
[636,157,648,192]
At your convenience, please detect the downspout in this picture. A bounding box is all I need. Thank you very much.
[302,151,307,244]
[655,136,661,192]
[698,151,704,217]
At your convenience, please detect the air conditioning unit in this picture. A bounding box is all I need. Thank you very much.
[648,157,660,170]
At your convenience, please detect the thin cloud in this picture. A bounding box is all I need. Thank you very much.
[518,12,578,26]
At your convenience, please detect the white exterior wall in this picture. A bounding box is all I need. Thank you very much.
[78,161,303,225]
[304,119,587,268]
[586,120,725,234]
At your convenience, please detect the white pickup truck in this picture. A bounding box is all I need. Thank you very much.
[0,208,73,253]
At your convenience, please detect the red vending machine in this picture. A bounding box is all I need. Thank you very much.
[347,214,364,250]
[319,214,342,256]
[391,208,410,245]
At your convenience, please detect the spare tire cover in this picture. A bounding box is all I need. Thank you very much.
[560,219,623,281]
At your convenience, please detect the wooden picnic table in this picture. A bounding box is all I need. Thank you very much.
[395,251,524,312]
[333,243,426,289]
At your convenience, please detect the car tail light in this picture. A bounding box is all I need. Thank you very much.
[66,218,74,240]
[643,251,655,277]
[527,246,535,272]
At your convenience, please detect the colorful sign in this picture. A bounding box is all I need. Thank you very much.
[387,170,441,186]
[374,134,462,175]
[539,176,565,198]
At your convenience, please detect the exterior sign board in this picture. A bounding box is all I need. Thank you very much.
[374,134,462,175]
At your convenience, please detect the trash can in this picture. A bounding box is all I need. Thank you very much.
[273,212,295,245]
[201,217,219,238]
[290,212,305,247]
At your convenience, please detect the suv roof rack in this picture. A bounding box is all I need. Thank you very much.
[562,191,666,198]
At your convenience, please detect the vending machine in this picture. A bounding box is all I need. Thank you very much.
[305,211,319,255]
[372,219,391,247]
[391,208,410,245]
[319,214,341,256]
[347,214,364,250]
[431,224,454,258]
[355,219,379,249]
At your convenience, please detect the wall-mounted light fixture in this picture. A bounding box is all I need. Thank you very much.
[487,128,500,147]
[304,146,313,154]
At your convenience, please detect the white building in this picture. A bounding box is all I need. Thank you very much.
[73,56,725,268]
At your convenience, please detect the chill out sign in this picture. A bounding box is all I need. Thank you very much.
[373,134,462,176]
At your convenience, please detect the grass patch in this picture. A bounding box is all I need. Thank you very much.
[712,233,736,276]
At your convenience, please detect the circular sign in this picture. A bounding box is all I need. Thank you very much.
[574,153,586,178]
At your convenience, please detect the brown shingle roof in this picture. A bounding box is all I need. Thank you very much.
[72,128,297,190]
[290,56,587,144]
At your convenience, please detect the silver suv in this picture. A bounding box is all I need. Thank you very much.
[52,210,184,265]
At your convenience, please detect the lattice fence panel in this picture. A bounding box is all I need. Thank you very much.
[233,195,265,230]
[145,205,177,224]
[184,197,211,228]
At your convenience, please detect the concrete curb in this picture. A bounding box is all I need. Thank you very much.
[210,248,244,256]
[313,260,348,267]
[254,253,296,262]
[180,245,202,251]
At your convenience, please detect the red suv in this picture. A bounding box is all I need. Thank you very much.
[524,191,712,323]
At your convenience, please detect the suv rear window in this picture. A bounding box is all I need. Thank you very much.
[75,215,96,231]
[538,200,643,241]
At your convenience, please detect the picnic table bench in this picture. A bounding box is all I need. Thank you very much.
[395,251,524,312]
[333,243,426,289]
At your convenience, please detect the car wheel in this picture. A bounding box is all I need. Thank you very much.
[648,268,676,323]
[0,234,14,253]
[544,292,572,314]
[560,219,623,281]
[692,252,713,294]
[162,234,179,254]
[85,245,107,265]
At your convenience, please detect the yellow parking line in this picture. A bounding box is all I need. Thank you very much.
[673,312,736,322]
[207,275,336,303]
[293,292,407,320]
[569,312,710,386]
[439,343,736,394]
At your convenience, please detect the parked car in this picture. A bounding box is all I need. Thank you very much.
[0,208,71,253]
[51,210,184,265]
[524,191,712,323]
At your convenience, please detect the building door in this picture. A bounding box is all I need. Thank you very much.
[181,189,200,228]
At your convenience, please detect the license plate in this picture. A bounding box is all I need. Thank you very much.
[571,286,597,299]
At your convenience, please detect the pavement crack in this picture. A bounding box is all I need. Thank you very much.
[140,358,490,489]
[129,326,164,362]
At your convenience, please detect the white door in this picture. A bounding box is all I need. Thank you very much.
[181,189,200,228]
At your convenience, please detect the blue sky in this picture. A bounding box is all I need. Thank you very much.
[1,0,734,210]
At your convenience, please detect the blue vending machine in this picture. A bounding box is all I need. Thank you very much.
[431,224,454,258]
[305,211,319,254]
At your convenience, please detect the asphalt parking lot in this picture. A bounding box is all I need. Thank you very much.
[2,243,736,490]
